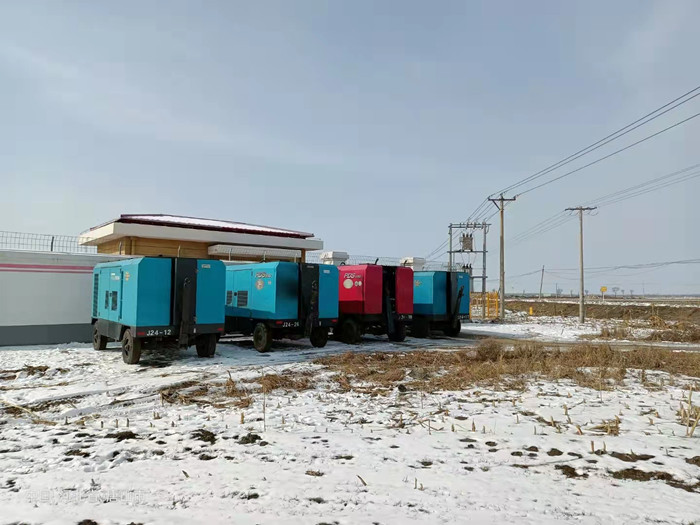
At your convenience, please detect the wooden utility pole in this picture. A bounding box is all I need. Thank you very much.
[565,206,597,323]
[488,194,517,320]
[448,224,453,271]
[482,222,489,319]
[539,265,545,299]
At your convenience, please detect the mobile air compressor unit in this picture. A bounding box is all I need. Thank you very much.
[336,264,413,344]
[91,257,226,364]
[224,262,339,352]
[411,271,469,337]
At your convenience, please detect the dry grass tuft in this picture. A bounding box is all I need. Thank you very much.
[219,372,254,407]
[160,381,209,405]
[475,339,505,362]
[598,325,633,340]
[245,372,313,392]
[647,323,700,343]
[315,343,700,394]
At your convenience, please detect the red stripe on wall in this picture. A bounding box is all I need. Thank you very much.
[0,269,92,274]
[0,263,94,271]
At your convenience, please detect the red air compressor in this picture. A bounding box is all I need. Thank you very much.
[335,264,413,344]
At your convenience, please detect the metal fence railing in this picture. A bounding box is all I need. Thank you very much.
[305,252,458,271]
[0,230,97,254]
[470,291,500,320]
[0,230,461,270]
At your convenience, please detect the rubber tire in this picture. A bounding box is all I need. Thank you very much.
[121,329,142,364]
[411,318,430,339]
[388,321,407,342]
[93,326,107,350]
[309,327,329,348]
[340,318,360,345]
[253,323,273,353]
[196,333,217,358]
[444,318,462,337]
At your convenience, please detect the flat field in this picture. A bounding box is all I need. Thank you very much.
[1,336,699,525]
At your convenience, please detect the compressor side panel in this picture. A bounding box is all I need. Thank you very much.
[394,266,414,315]
[413,271,437,316]
[133,258,171,328]
[195,259,226,326]
[363,265,383,315]
[318,265,339,320]
[272,262,300,320]
[432,271,448,316]
[338,265,368,315]
[455,272,470,315]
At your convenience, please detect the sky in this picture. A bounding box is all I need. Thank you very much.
[1,0,699,294]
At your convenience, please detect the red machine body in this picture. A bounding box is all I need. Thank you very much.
[394,266,414,315]
[338,265,382,315]
[335,264,413,343]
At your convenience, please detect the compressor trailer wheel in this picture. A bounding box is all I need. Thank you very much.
[444,318,462,337]
[196,333,217,358]
[387,321,407,342]
[253,323,273,353]
[93,325,108,350]
[309,327,329,348]
[121,329,142,364]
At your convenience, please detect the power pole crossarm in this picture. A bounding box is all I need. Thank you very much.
[565,206,597,323]
[488,194,517,321]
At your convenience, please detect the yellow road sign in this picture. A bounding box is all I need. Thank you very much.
[600,286,608,293]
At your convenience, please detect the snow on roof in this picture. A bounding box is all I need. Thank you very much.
[90,214,314,239]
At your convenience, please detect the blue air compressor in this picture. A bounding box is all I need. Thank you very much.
[411,271,470,337]
[224,262,339,352]
[91,257,226,364]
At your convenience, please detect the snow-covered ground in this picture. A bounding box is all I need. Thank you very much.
[507,297,700,308]
[463,312,700,348]
[463,314,603,342]
[1,340,699,524]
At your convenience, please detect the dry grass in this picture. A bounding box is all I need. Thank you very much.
[243,372,313,392]
[598,325,633,340]
[314,340,700,394]
[647,322,700,343]
[153,340,700,409]
[224,373,254,408]
[159,380,210,405]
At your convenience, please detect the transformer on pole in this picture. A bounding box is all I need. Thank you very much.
[447,221,490,319]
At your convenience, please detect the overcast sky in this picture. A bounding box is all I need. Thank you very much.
[1,1,698,294]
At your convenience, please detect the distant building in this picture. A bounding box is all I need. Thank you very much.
[80,214,323,262]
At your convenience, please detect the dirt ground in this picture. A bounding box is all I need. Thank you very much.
[506,300,700,324]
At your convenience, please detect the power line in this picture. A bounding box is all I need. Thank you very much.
[496,86,700,196]
[593,170,700,208]
[516,111,700,196]
[582,163,700,206]
[511,258,700,279]
[510,162,700,244]
[463,83,700,221]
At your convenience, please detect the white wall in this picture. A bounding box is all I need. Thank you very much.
[0,251,126,327]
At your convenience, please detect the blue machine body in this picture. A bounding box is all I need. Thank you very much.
[92,257,225,330]
[225,262,339,322]
[413,271,470,318]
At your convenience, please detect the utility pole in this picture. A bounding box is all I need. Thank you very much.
[448,224,453,271]
[539,265,545,299]
[565,206,597,323]
[488,194,517,320]
[482,222,488,319]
